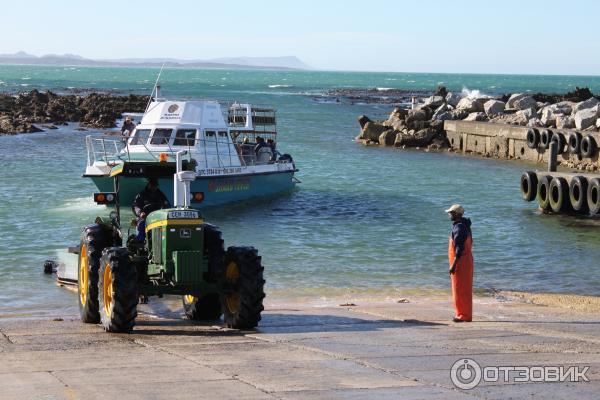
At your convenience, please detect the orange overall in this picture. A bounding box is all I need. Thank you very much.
[448,235,473,321]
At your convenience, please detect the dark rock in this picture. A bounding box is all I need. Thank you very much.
[358,115,372,129]
[359,121,391,141]
[378,130,398,146]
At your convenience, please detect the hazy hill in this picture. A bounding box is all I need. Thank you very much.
[0,52,311,70]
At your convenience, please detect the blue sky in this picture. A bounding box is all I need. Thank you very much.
[1,0,599,74]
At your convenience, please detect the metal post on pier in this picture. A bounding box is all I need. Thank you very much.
[548,141,558,172]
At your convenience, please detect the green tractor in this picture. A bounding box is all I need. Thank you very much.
[76,152,265,333]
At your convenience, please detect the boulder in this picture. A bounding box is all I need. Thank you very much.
[513,96,538,111]
[456,97,484,113]
[574,106,600,130]
[445,92,463,107]
[406,108,427,122]
[483,100,505,116]
[382,112,405,131]
[506,93,529,108]
[434,111,453,121]
[395,128,437,147]
[357,115,372,129]
[451,109,469,120]
[526,118,543,127]
[378,130,398,146]
[360,121,391,141]
[540,107,559,127]
[556,115,575,129]
[572,97,600,115]
[596,118,600,129]
[424,95,444,108]
[464,112,488,122]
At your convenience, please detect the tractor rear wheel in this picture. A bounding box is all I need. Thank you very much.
[98,248,138,333]
[78,224,110,323]
[182,293,222,320]
[221,247,265,329]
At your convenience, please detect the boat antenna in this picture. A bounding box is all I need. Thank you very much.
[145,63,165,112]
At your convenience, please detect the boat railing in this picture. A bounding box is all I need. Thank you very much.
[86,134,290,171]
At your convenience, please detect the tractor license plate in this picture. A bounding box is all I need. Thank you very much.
[168,210,199,219]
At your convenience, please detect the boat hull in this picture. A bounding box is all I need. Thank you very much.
[89,171,296,207]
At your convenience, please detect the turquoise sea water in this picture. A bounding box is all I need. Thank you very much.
[1,65,599,316]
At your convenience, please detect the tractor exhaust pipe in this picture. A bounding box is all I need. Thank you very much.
[174,151,196,208]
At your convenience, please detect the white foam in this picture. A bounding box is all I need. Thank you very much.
[376,87,394,91]
[51,196,97,213]
[268,84,293,88]
[461,87,491,99]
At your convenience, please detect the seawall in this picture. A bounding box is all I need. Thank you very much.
[444,120,600,171]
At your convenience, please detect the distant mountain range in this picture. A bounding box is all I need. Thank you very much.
[0,51,311,70]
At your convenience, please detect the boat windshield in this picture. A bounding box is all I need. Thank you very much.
[150,128,172,145]
[173,129,197,146]
[130,129,151,145]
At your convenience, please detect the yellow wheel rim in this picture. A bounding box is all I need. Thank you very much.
[226,293,240,314]
[103,263,113,318]
[183,295,196,304]
[79,244,88,306]
[225,262,240,280]
[225,262,240,314]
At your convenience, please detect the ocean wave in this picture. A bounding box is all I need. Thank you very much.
[21,77,31,80]
[20,83,30,87]
[268,84,293,88]
[376,87,394,91]
[462,87,491,99]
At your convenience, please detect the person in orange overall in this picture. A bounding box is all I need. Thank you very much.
[445,204,473,322]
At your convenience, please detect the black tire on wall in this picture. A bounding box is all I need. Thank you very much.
[520,171,538,202]
[587,178,600,215]
[526,128,539,149]
[581,135,598,158]
[540,129,553,149]
[550,132,566,154]
[98,247,138,333]
[536,175,553,211]
[568,132,582,154]
[549,177,570,213]
[569,176,588,212]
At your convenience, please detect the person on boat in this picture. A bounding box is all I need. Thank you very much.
[254,136,268,154]
[240,136,255,165]
[121,117,136,138]
[133,178,170,242]
[446,204,474,323]
[266,138,277,161]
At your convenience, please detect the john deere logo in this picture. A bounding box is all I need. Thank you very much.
[168,104,179,113]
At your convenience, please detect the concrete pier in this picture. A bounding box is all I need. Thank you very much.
[444,121,600,170]
[1,294,599,399]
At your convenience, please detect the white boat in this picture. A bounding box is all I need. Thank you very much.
[84,98,298,207]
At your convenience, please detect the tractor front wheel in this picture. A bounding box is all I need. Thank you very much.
[182,294,222,320]
[221,247,265,329]
[98,248,138,333]
[78,225,110,323]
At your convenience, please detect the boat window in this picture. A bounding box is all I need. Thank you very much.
[173,129,197,146]
[205,131,216,137]
[150,128,173,145]
[218,131,228,137]
[129,129,151,145]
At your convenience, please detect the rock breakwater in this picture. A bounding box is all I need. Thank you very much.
[356,86,600,150]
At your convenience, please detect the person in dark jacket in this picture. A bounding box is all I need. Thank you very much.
[133,178,170,242]
[445,204,474,322]
[121,117,136,137]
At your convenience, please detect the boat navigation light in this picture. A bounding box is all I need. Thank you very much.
[159,153,168,162]
[191,192,205,203]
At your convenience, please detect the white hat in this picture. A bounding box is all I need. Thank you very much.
[445,204,465,214]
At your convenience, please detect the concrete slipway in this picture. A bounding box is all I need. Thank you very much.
[0,294,598,400]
